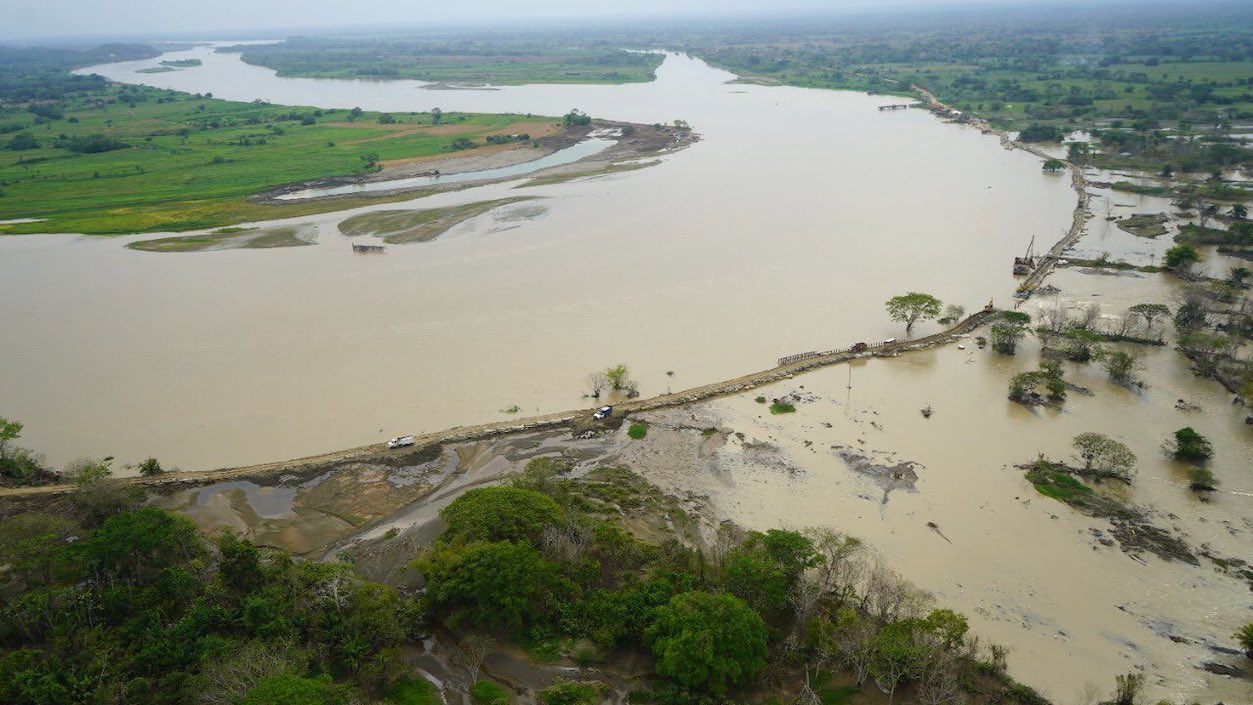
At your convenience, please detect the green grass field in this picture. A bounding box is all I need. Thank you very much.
[231,39,664,85]
[0,84,559,234]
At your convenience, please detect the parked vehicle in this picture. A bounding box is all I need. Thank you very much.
[387,435,414,449]
[593,406,613,420]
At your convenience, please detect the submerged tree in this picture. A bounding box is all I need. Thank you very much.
[1097,348,1140,385]
[1071,432,1136,482]
[884,292,942,332]
[1163,427,1213,462]
[605,364,630,390]
[1165,243,1201,271]
[1236,623,1253,659]
[989,311,1031,355]
[1127,303,1170,340]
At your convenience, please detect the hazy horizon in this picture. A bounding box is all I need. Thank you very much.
[2,0,1243,43]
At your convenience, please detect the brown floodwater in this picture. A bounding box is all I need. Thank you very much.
[4,46,1078,469]
[2,44,1249,703]
[618,307,1253,703]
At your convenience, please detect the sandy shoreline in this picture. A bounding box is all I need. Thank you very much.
[255,119,698,204]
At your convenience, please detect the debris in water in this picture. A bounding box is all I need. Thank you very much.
[920,404,933,418]
[927,521,952,543]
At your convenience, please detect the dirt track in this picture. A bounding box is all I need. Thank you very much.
[0,309,996,501]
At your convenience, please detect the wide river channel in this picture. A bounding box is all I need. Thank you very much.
[1,43,1249,703]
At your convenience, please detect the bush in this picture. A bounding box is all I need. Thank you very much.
[538,680,604,705]
[471,680,511,705]
[628,422,648,440]
[5,132,38,150]
[769,402,796,414]
[1187,466,1218,491]
[63,134,130,154]
[1019,123,1065,142]
[1236,623,1253,659]
[1165,427,1213,462]
[1165,243,1200,269]
[240,673,347,705]
[439,486,561,544]
[386,677,442,705]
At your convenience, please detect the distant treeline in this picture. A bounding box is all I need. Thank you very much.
[0,44,158,102]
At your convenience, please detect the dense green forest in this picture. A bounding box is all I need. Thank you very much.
[0,454,1062,705]
[0,44,157,102]
[223,37,663,85]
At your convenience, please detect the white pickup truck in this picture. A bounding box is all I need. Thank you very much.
[387,435,415,449]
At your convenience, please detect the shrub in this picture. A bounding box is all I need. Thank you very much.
[539,681,604,705]
[240,673,347,705]
[439,486,561,544]
[1236,623,1253,659]
[1018,123,1064,142]
[1165,427,1213,462]
[472,680,511,705]
[6,132,38,150]
[1187,467,1218,491]
[63,134,130,153]
[628,422,648,440]
[769,402,796,414]
[137,457,164,476]
[754,396,766,403]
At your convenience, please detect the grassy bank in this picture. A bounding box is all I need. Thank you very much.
[0,81,559,234]
[225,37,664,85]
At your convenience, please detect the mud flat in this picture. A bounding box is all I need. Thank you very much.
[127,224,316,252]
[255,120,696,204]
[337,197,539,244]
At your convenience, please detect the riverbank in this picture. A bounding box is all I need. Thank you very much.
[910,85,1093,300]
[253,119,697,204]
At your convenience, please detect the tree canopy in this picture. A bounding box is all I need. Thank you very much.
[417,540,570,632]
[884,292,943,331]
[1071,432,1137,481]
[646,590,768,695]
[438,486,561,544]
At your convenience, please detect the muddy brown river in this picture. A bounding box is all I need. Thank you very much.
[1,44,1250,703]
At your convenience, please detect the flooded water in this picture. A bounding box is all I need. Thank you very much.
[3,44,1250,702]
[626,309,1252,703]
[3,45,1076,470]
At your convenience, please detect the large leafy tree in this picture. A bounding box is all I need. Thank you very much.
[1071,433,1137,481]
[417,541,570,632]
[645,590,767,696]
[721,529,818,612]
[70,507,202,581]
[438,486,561,544]
[885,292,943,331]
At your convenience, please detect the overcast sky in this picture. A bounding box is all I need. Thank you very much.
[1,0,1066,41]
